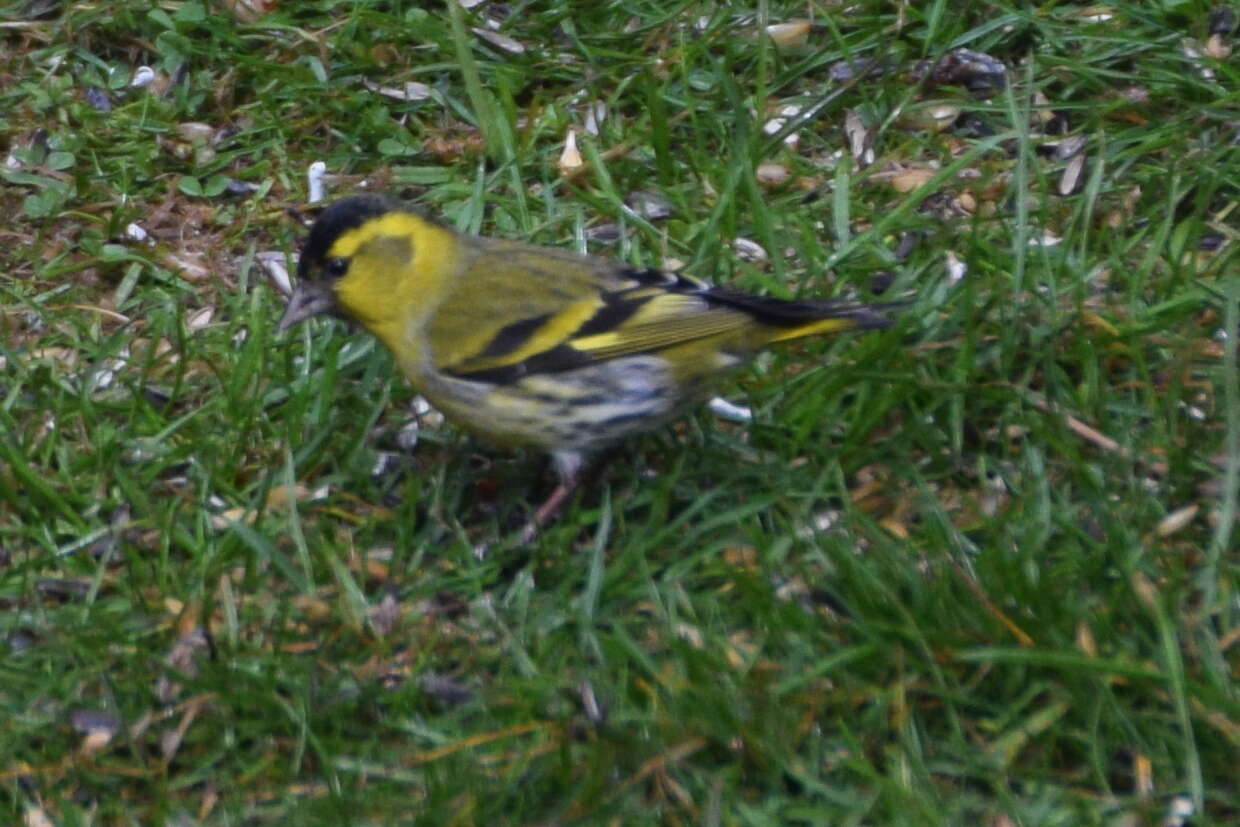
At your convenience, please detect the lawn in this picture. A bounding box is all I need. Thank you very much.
[2,0,1237,823]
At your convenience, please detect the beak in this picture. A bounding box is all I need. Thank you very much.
[278,281,337,332]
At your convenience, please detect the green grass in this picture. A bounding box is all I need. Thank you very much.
[2,0,1238,823]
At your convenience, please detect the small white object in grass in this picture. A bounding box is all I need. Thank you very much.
[458,0,485,7]
[795,509,840,539]
[364,79,433,102]
[765,20,811,48]
[675,622,704,649]
[583,100,607,136]
[945,250,967,283]
[472,27,525,55]
[625,189,672,221]
[1179,400,1207,421]
[1048,135,1086,161]
[24,806,53,827]
[981,471,1010,507]
[402,82,433,101]
[1205,32,1232,60]
[396,421,421,452]
[162,250,209,281]
[926,104,960,132]
[755,162,790,186]
[186,306,213,334]
[176,122,215,144]
[812,511,839,533]
[307,161,328,204]
[124,222,149,242]
[371,451,399,478]
[5,153,20,170]
[1162,795,1194,827]
[1155,504,1198,538]
[1180,38,1214,80]
[411,394,445,428]
[761,104,803,148]
[90,348,130,394]
[844,109,869,161]
[558,128,583,172]
[1028,231,1062,247]
[732,237,768,262]
[579,681,605,725]
[1059,153,1085,196]
[761,115,786,135]
[255,251,292,296]
[131,66,156,88]
[708,396,752,423]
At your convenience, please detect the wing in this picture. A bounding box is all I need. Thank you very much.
[427,236,892,384]
[427,239,752,382]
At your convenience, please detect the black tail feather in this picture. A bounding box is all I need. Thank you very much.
[705,288,908,330]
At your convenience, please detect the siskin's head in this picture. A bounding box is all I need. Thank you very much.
[299,195,400,282]
[277,195,394,332]
[279,194,443,332]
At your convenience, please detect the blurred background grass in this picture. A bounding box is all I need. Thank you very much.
[1,1,1237,823]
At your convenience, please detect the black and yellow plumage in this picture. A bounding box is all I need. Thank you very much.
[280,195,897,540]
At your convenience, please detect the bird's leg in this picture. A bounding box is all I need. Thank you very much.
[516,450,586,546]
[517,482,577,546]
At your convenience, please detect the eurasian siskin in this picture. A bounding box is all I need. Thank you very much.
[280,195,898,542]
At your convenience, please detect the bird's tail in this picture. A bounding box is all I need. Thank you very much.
[765,302,902,342]
[709,290,906,343]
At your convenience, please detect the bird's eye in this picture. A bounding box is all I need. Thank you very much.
[325,257,349,278]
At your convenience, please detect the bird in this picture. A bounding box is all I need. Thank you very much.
[279,194,899,544]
